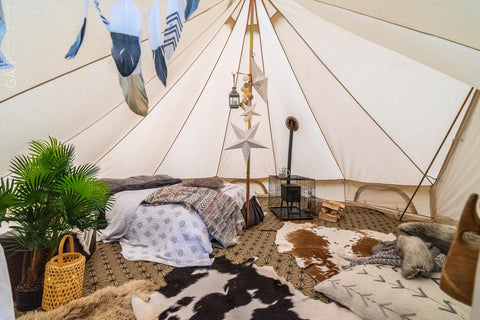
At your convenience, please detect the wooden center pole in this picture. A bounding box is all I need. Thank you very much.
[245,0,255,226]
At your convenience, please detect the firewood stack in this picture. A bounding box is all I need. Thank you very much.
[317,199,345,222]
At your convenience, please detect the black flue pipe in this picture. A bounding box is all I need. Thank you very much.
[287,119,294,185]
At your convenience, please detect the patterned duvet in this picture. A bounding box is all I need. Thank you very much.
[97,184,246,267]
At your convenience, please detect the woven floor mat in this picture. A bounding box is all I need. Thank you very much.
[83,198,401,300]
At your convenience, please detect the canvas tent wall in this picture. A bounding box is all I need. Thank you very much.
[0,0,479,221]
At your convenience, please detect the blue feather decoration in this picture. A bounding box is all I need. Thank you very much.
[65,0,88,59]
[110,32,141,77]
[149,0,167,86]
[65,18,87,59]
[109,0,142,77]
[153,47,167,86]
[92,0,110,29]
[163,0,185,60]
[0,0,12,69]
[185,0,199,20]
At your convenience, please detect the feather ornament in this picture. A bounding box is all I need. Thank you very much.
[92,0,110,29]
[149,0,167,85]
[119,63,149,117]
[184,0,199,20]
[163,0,185,60]
[109,0,142,77]
[0,0,12,69]
[65,0,89,59]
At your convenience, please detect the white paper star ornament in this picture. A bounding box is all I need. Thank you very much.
[225,122,267,163]
[240,102,260,122]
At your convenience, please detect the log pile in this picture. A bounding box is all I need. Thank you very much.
[317,199,345,222]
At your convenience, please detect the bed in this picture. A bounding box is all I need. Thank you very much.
[97,175,246,267]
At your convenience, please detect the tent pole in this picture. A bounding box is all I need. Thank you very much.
[399,88,474,221]
[245,0,255,226]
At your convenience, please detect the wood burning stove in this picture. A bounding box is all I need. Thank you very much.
[268,116,314,220]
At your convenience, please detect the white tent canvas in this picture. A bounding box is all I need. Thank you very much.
[0,0,479,221]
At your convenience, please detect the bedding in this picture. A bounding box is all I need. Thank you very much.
[101,174,181,194]
[315,264,471,320]
[144,184,243,248]
[97,182,246,267]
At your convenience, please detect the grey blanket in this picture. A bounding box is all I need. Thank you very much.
[343,239,446,273]
[143,184,242,248]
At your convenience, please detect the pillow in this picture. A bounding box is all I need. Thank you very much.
[101,175,181,194]
[183,177,224,189]
[398,222,456,254]
[314,264,470,320]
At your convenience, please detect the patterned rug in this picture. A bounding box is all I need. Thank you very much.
[275,222,396,282]
[81,199,401,301]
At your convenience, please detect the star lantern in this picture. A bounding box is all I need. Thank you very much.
[225,122,267,164]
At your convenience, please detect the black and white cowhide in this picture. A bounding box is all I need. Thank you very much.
[132,256,359,320]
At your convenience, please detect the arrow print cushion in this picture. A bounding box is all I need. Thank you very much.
[314,264,471,320]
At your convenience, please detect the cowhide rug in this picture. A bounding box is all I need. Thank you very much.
[276,222,396,282]
[132,256,360,320]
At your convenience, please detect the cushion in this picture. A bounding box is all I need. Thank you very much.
[101,175,181,194]
[398,222,456,254]
[183,177,225,189]
[314,264,470,320]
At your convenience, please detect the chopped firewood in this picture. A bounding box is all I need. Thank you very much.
[317,199,345,222]
[322,199,345,211]
[317,212,338,222]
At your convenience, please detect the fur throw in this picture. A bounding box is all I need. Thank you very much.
[397,222,456,254]
[343,236,446,279]
[397,235,435,279]
[18,280,157,320]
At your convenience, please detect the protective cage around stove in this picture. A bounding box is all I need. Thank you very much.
[268,175,315,220]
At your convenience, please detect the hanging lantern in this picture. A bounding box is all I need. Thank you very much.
[229,73,240,109]
[229,86,240,109]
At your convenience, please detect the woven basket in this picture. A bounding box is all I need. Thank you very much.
[41,234,86,310]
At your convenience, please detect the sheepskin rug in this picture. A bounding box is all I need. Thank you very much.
[18,280,157,320]
[275,222,396,282]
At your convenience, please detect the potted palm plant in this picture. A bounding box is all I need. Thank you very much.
[0,137,112,311]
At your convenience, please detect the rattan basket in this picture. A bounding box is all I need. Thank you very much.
[41,234,86,310]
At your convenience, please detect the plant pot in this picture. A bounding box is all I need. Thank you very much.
[15,284,43,312]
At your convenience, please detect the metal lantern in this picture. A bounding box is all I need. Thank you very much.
[229,72,241,109]
[229,86,240,109]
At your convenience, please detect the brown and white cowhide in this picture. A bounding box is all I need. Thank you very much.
[132,256,360,320]
[276,222,396,282]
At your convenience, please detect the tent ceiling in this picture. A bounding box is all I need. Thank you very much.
[0,0,475,191]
